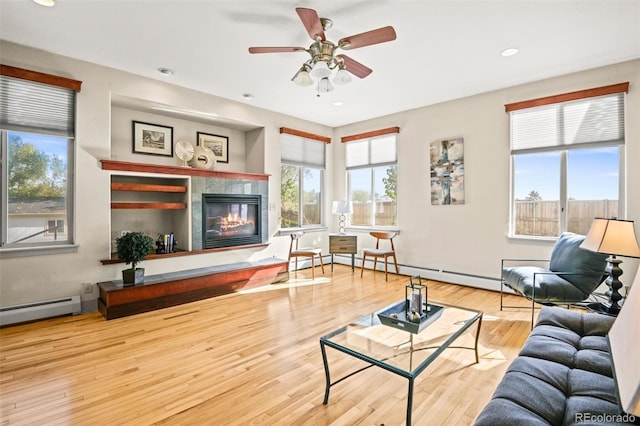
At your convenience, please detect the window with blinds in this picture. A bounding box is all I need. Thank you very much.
[280,133,326,229]
[508,90,626,238]
[345,133,397,228]
[1,71,77,249]
[510,94,624,153]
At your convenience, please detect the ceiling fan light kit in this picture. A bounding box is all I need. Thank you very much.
[249,7,396,95]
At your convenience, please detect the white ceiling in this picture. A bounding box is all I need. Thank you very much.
[1,0,639,128]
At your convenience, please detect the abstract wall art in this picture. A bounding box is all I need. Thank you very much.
[430,137,464,205]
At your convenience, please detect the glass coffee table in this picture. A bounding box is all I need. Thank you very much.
[319,300,483,425]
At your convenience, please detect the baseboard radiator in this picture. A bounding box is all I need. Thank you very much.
[0,295,81,326]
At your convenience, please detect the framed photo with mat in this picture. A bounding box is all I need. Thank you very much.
[197,132,229,163]
[132,121,173,157]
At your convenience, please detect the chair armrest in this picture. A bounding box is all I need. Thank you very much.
[501,258,550,274]
[501,258,550,267]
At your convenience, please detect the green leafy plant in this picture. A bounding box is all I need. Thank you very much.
[116,231,154,270]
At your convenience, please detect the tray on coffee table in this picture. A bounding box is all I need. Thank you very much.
[377,301,444,334]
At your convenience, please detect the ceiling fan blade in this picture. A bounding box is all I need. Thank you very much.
[296,7,325,41]
[338,26,396,50]
[336,54,372,78]
[248,47,306,54]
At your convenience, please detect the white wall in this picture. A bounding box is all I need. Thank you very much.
[0,41,332,308]
[333,59,640,287]
[1,39,638,310]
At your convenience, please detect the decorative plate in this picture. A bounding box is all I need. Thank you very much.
[175,139,194,166]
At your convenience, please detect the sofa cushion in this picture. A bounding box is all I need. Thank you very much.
[474,307,633,426]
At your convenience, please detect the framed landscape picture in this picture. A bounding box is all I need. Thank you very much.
[132,121,173,157]
[197,132,229,163]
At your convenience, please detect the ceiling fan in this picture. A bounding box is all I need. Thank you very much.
[248,7,396,93]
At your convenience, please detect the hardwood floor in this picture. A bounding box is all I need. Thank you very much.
[0,265,536,425]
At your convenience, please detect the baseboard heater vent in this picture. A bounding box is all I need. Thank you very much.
[0,295,81,326]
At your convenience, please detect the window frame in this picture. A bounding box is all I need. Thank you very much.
[0,65,80,252]
[507,84,628,239]
[345,132,398,230]
[279,128,328,231]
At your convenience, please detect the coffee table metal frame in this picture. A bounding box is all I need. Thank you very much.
[319,301,483,425]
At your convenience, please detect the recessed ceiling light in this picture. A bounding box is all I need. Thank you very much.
[33,0,55,6]
[241,93,255,100]
[501,47,519,57]
[157,67,175,76]
[333,101,344,107]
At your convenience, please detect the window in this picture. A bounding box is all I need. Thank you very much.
[0,66,80,248]
[345,133,397,228]
[280,131,326,228]
[509,85,626,237]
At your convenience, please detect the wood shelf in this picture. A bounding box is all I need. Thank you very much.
[111,182,187,193]
[100,243,270,264]
[111,202,187,209]
[101,159,270,181]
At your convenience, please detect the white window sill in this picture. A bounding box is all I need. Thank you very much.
[277,226,328,236]
[0,244,79,259]
[506,234,558,243]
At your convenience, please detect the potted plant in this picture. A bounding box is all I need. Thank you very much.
[116,231,154,286]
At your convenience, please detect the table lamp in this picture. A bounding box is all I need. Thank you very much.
[580,218,640,315]
[332,200,353,234]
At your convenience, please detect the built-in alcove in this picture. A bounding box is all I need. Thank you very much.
[100,160,270,264]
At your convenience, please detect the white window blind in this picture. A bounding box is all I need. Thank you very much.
[510,93,624,153]
[346,134,397,168]
[0,75,76,136]
[281,133,325,168]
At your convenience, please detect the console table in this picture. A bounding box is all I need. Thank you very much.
[329,233,357,271]
[97,258,288,319]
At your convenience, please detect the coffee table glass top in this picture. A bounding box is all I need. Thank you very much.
[320,301,482,376]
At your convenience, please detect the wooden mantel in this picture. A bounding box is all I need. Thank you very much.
[100,160,270,181]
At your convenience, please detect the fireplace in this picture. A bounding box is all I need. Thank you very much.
[202,194,262,249]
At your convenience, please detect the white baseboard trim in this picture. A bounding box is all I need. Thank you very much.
[330,254,514,293]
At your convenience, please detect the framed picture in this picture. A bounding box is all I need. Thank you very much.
[132,121,173,157]
[197,132,229,163]
[429,137,465,205]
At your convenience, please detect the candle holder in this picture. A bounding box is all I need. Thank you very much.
[405,275,428,322]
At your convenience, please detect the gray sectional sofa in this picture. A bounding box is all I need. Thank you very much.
[474,306,637,425]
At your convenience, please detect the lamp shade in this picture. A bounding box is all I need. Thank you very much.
[292,67,313,87]
[608,266,640,416]
[310,61,331,78]
[580,218,640,258]
[317,77,334,93]
[332,200,353,215]
[333,68,352,85]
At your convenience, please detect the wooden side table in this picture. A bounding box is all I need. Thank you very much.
[329,233,357,271]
